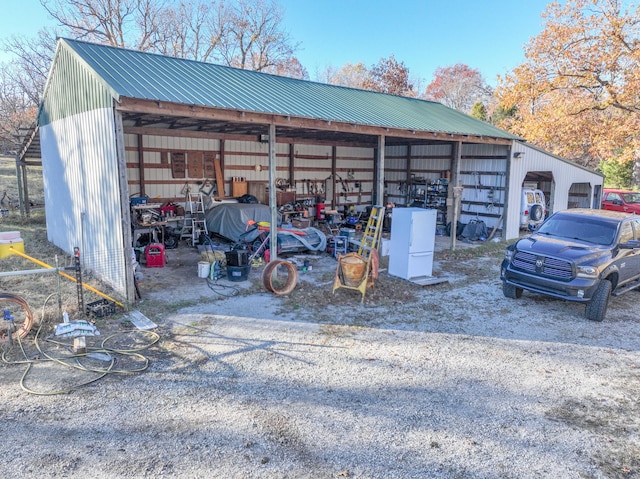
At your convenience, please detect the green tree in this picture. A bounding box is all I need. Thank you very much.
[470,102,487,121]
[598,159,634,189]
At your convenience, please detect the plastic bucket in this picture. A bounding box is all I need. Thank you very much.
[339,253,366,286]
[197,261,210,278]
[227,264,250,282]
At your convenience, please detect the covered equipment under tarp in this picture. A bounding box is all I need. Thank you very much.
[205,203,271,242]
[204,203,326,253]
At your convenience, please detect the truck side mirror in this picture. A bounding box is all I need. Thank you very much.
[619,240,640,249]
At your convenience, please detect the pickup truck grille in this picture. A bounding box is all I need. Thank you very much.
[512,251,574,280]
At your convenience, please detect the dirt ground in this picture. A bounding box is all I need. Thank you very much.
[1,232,639,478]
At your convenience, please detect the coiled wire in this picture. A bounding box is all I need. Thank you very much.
[1,293,159,395]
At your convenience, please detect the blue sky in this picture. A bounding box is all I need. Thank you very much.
[1,0,552,88]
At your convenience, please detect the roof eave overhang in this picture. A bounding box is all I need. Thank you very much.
[116,96,513,146]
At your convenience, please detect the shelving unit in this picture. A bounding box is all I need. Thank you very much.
[405,176,449,225]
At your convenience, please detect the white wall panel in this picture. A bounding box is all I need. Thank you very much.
[412,144,452,156]
[40,107,128,297]
[504,143,604,240]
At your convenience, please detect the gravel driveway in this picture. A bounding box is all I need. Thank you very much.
[1,245,639,478]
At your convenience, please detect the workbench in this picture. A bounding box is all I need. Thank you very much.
[133,222,166,246]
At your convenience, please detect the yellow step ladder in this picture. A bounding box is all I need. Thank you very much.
[180,191,209,245]
[358,205,385,261]
[332,206,385,302]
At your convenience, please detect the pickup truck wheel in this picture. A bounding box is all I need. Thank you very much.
[503,283,523,299]
[585,279,612,322]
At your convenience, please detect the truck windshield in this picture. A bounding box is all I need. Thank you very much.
[537,215,617,245]
[621,192,640,204]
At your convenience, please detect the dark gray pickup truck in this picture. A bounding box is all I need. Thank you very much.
[500,208,640,321]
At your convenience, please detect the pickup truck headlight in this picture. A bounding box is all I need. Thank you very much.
[504,249,514,262]
[576,265,598,278]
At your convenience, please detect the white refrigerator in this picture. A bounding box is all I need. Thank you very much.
[388,207,436,281]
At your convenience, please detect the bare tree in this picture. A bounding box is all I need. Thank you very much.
[40,0,166,50]
[422,64,493,114]
[37,0,298,70]
[0,28,59,153]
[218,0,296,71]
[0,63,39,154]
[2,29,58,105]
[152,0,229,62]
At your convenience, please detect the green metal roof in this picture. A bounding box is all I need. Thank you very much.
[51,38,519,140]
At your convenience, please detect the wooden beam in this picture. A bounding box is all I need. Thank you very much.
[288,143,295,189]
[123,125,376,148]
[214,157,224,198]
[376,135,385,206]
[331,146,337,207]
[268,124,278,261]
[117,97,513,146]
[137,134,145,195]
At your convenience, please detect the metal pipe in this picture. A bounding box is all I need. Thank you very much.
[0,267,74,277]
[8,247,124,308]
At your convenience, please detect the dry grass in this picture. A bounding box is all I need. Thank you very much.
[0,157,103,326]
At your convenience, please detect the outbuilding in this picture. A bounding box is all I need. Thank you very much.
[35,38,603,302]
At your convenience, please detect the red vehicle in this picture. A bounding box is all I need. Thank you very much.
[601,189,640,214]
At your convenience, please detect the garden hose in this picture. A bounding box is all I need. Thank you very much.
[1,294,159,395]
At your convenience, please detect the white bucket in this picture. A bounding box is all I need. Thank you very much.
[197,261,211,278]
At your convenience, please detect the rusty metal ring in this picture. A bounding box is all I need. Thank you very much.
[0,293,34,342]
[262,260,298,295]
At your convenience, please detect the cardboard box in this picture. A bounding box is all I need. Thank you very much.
[292,218,311,229]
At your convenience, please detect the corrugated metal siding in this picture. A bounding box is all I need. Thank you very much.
[335,146,375,208]
[224,140,288,192]
[292,144,333,203]
[126,133,221,198]
[60,38,519,140]
[39,44,114,126]
[384,144,454,206]
[504,143,604,240]
[458,144,509,231]
[40,108,128,297]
